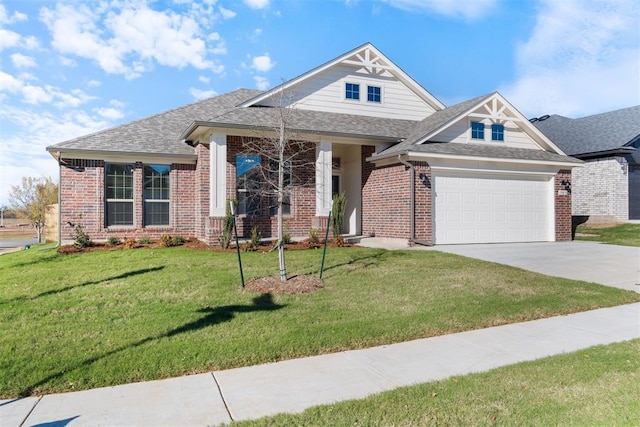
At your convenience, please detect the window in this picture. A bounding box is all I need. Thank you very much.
[491,124,505,141]
[237,155,263,216]
[268,159,292,216]
[105,163,134,226]
[367,85,381,103]
[144,165,170,226]
[345,83,360,100]
[471,121,485,140]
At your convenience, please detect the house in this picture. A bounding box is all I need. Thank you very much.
[533,106,640,223]
[46,43,581,246]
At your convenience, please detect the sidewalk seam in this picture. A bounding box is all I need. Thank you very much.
[18,396,42,427]
[211,372,234,423]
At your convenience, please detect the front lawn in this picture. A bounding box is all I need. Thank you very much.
[1,246,639,398]
[240,339,640,426]
[575,223,640,246]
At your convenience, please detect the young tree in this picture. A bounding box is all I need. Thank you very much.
[8,177,58,243]
[240,93,317,281]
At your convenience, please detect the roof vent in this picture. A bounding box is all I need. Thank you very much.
[529,117,538,123]
[538,114,550,121]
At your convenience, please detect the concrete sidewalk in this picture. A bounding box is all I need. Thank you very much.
[3,303,639,427]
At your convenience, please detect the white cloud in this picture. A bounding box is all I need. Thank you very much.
[39,2,226,79]
[0,71,96,107]
[94,107,125,120]
[0,3,28,24]
[0,28,20,51]
[21,84,53,104]
[383,0,497,20]
[190,87,218,99]
[0,71,22,93]
[252,54,275,72]
[501,0,640,117]
[253,76,269,90]
[10,53,37,69]
[199,75,210,84]
[219,6,236,19]
[244,0,270,10]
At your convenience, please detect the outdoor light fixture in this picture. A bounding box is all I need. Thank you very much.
[560,180,571,193]
[418,173,431,188]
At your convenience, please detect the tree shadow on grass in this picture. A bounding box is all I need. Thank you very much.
[18,293,285,397]
[317,249,387,276]
[0,267,165,305]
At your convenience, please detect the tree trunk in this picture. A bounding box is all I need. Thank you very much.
[277,120,287,282]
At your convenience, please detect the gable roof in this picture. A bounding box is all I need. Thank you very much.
[46,89,262,159]
[238,42,445,112]
[372,92,569,163]
[533,105,640,157]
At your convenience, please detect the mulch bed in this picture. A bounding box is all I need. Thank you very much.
[244,274,324,294]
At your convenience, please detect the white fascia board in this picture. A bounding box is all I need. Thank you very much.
[407,151,583,169]
[56,150,196,164]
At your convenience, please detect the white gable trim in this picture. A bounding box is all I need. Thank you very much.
[239,43,445,111]
[416,92,567,155]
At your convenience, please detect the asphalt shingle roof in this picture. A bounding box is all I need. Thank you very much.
[46,89,263,157]
[203,107,418,140]
[533,105,640,156]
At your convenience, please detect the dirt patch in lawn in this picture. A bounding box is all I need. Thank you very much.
[244,274,324,294]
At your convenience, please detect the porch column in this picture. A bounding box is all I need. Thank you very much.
[210,133,227,217]
[316,141,332,216]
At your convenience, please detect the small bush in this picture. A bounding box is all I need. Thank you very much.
[334,235,345,247]
[282,222,292,245]
[304,228,320,249]
[138,237,152,245]
[241,241,255,252]
[124,237,138,249]
[171,235,185,246]
[331,192,347,239]
[220,209,235,249]
[71,222,92,249]
[106,236,121,246]
[160,234,173,247]
[249,226,262,249]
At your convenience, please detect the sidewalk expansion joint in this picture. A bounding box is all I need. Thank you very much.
[211,372,234,422]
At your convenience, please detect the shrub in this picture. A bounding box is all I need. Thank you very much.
[124,237,138,249]
[331,192,347,239]
[282,222,292,245]
[71,222,92,249]
[249,226,262,249]
[171,235,185,246]
[241,241,255,252]
[106,236,121,246]
[220,207,235,249]
[160,234,173,247]
[304,228,320,249]
[138,237,152,245]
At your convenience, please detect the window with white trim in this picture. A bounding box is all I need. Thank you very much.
[491,124,505,141]
[367,85,381,103]
[471,121,485,140]
[105,163,134,226]
[345,82,360,100]
[144,165,170,226]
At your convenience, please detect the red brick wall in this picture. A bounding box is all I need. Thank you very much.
[59,158,196,242]
[361,151,433,242]
[555,170,572,241]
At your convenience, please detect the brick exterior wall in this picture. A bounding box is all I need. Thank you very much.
[572,157,629,222]
[59,158,197,242]
[361,149,432,243]
[554,170,572,241]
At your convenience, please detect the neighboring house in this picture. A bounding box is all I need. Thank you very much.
[46,43,581,246]
[533,106,640,223]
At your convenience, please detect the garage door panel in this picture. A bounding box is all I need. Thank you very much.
[435,174,553,244]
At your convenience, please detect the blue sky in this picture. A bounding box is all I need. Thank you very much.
[1,0,638,206]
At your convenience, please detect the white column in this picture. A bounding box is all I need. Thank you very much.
[210,133,227,217]
[316,141,332,216]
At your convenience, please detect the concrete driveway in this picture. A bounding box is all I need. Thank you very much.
[426,241,640,293]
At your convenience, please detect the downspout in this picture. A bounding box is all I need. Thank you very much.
[40,151,61,251]
[397,154,433,246]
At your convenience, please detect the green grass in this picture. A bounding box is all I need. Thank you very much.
[575,223,640,246]
[1,246,639,398]
[239,339,640,426]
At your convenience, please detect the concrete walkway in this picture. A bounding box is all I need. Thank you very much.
[3,239,640,426]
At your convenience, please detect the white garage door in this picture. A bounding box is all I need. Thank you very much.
[434,173,554,244]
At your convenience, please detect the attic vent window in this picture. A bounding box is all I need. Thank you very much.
[345,83,360,100]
